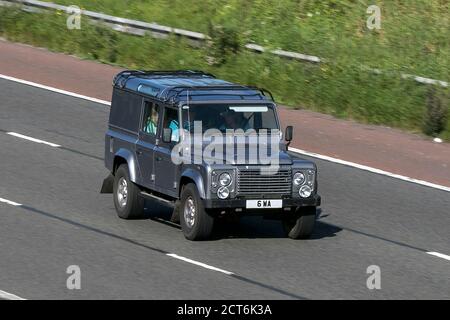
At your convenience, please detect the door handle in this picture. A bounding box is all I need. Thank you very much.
[156,156,162,161]
[136,149,143,155]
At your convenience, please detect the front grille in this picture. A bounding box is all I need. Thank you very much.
[237,168,292,198]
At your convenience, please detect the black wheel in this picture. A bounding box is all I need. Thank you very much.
[282,206,317,239]
[180,183,214,240]
[113,164,145,219]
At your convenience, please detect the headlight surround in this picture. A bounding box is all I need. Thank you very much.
[299,185,312,198]
[217,186,230,199]
[219,172,232,186]
[293,172,306,186]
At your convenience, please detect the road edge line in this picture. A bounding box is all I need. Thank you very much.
[289,147,450,193]
[0,73,111,106]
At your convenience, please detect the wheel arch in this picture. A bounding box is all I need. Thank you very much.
[180,169,206,199]
[113,148,139,183]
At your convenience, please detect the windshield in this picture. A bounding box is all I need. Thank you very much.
[180,104,279,133]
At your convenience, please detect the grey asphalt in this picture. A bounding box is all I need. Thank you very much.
[0,78,449,299]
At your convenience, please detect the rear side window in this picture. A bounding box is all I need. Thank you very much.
[141,101,160,136]
[109,89,142,132]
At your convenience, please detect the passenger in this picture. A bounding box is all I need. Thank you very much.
[169,119,180,142]
[166,109,195,142]
[144,108,158,135]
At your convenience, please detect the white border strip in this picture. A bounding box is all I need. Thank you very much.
[0,74,111,106]
[1,73,449,193]
[0,290,26,300]
[7,132,61,148]
[289,147,450,193]
[167,253,234,275]
[427,252,450,262]
[0,197,22,206]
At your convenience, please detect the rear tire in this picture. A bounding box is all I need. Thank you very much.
[282,206,316,239]
[113,164,145,219]
[180,183,214,240]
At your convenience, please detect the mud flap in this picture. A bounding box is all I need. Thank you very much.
[170,200,181,223]
[100,173,114,194]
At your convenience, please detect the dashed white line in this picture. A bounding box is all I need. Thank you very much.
[0,74,111,106]
[7,132,61,148]
[0,197,22,206]
[1,73,449,193]
[0,290,26,300]
[289,147,450,193]
[427,252,450,262]
[167,253,234,275]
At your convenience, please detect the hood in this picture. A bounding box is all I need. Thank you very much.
[177,137,292,166]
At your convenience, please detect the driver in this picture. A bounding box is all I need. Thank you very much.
[220,110,249,131]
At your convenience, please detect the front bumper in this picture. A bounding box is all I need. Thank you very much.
[203,194,321,210]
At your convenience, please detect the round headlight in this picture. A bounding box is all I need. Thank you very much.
[299,185,312,198]
[217,186,230,199]
[219,172,232,186]
[293,172,306,186]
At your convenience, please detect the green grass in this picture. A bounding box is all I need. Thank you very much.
[45,0,449,81]
[0,1,449,139]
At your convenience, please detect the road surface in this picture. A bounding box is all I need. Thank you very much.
[0,78,449,299]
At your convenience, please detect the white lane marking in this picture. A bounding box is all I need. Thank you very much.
[0,74,111,106]
[1,73,449,193]
[0,197,22,206]
[0,290,26,300]
[289,147,450,193]
[7,132,61,148]
[427,252,450,262]
[167,253,234,275]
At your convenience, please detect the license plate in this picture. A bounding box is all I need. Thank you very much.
[246,199,282,209]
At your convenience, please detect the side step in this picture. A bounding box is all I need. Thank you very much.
[140,191,175,207]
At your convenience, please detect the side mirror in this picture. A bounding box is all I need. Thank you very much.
[285,126,293,147]
[162,128,172,143]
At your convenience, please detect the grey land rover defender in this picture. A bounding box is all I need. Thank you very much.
[101,70,321,240]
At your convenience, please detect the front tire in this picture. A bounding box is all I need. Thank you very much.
[180,183,214,240]
[113,164,145,219]
[282,206,317,239]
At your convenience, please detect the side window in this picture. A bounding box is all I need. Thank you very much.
[163,108,180,143]
[141,101,159,136]
[109,90,142,132]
